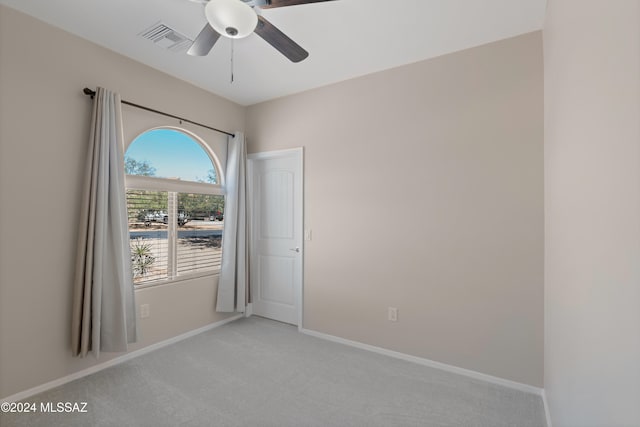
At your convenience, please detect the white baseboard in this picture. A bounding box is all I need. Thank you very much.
[1,314,243,403]
[300,327,543,396]
[541,389,553,427]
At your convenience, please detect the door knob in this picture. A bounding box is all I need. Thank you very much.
[289,247,300,253]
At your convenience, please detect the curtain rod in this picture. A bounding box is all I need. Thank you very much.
[82,88,235,138]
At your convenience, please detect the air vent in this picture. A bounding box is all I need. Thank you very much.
[138,22,193,53]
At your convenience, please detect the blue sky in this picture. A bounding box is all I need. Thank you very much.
[125,129,216,182]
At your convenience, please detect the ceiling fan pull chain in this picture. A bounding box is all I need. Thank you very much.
[230,38,235,84]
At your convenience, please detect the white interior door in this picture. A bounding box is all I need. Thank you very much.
[248,148,303,326]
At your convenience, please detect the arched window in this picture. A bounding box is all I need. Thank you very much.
[124,128,224,286]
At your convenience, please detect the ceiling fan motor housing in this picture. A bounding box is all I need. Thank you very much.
[205,0,258,39]
[189,0,334,61]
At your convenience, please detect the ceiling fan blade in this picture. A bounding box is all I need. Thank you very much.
[187,24,221,56]
[254,15,309,63]
[260,0,337,9]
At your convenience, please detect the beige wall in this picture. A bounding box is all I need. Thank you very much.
[0,6,244,399]
[247,32,544,387]
[0,5,545,397]
[544,1,640,425]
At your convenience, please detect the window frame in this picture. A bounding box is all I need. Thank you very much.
[125,126,225,288]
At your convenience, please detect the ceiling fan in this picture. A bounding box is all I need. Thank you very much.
[187,0,337,63]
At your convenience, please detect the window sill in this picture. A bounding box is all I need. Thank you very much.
[133,269,221,291]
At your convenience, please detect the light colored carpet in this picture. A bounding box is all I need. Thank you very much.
[1,316,546,427]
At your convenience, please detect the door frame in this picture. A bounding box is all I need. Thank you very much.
[247,147,304,330]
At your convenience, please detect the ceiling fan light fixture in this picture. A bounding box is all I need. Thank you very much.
[205,0,258,39]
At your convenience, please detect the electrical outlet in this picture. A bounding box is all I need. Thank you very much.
[140,304,150,319]
[388,307,398,322]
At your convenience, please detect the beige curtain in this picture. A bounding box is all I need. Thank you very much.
[216,132,249,312]
[71,87,137,358]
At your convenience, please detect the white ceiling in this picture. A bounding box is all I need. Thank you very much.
[0,0,546,105]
